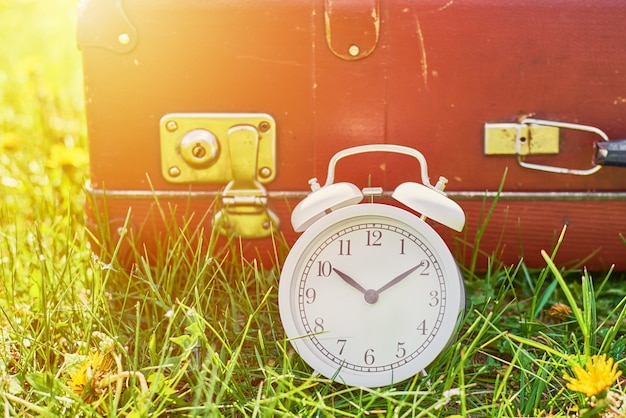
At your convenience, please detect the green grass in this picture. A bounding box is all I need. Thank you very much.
[1,1,626,416]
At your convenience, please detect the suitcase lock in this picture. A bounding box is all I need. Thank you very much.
[213,125,279,239]
[160,113,278,238]
[484,118,608,175]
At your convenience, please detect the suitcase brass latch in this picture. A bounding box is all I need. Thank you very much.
[484,121,559,156]
[160,113,278,238]
[485,118,608,175]
[213,125,279,239]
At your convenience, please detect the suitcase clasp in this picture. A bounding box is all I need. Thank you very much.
[484,118,608,175]
[213,125,279,238]
[160,113,276,185]
[160,113,278,238]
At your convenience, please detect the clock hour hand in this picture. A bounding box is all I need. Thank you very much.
[332,268,368,295]
[333,268,381,304]
[376,262,424,295]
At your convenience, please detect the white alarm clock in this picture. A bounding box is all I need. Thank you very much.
[278,144,466,388]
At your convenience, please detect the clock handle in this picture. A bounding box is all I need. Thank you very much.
[292,144,465,233]
[322,144,465,232]
[322,144,437,191]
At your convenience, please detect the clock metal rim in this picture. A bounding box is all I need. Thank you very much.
[278,203,465,388]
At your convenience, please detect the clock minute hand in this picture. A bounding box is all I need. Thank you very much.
[332,268,368,295]
[376,262,424,295]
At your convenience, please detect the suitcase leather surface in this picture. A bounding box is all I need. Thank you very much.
[79,0,626,270]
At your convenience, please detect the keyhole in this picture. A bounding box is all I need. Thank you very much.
[178,128,220,168]
[192,143,207,159]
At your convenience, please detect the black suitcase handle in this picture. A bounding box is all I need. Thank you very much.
[594,139,626,167]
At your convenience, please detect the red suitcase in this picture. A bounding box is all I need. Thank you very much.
[78,0,626,270]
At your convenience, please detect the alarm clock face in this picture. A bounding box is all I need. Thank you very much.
[279,204,464,388]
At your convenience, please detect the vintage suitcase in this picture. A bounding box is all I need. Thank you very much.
[78,0,626,271]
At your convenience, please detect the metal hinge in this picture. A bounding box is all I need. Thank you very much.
[324,0,380,60]
[160,113,278,238]
[77,0,138,54]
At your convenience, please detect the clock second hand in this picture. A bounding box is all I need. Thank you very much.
[332,268,380,304]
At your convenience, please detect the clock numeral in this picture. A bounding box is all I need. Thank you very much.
[418,260,431,276]
[313,318,325,333]
[416,320,428,336]
[429,290,439,307]
[316,261,332,277]
[396,342,407,359]
[366,230,382,247]
[364,348,375,365]
[400,239,406,255]
[338,239,352,256]
[337,339,347,355]
[305,288,316,304]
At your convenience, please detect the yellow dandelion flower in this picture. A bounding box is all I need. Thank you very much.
[67,351,114,404]
[47,144,89,170]
[546,302,572,322]
[0,132,19,152]
[564,354,622,398]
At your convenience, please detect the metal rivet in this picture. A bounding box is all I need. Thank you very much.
[168,166,181,177]
[348,44,360,57]
[258,121,271,133]
[118,33,131,45]
[165,120,178,132]
[259,167,272,179]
